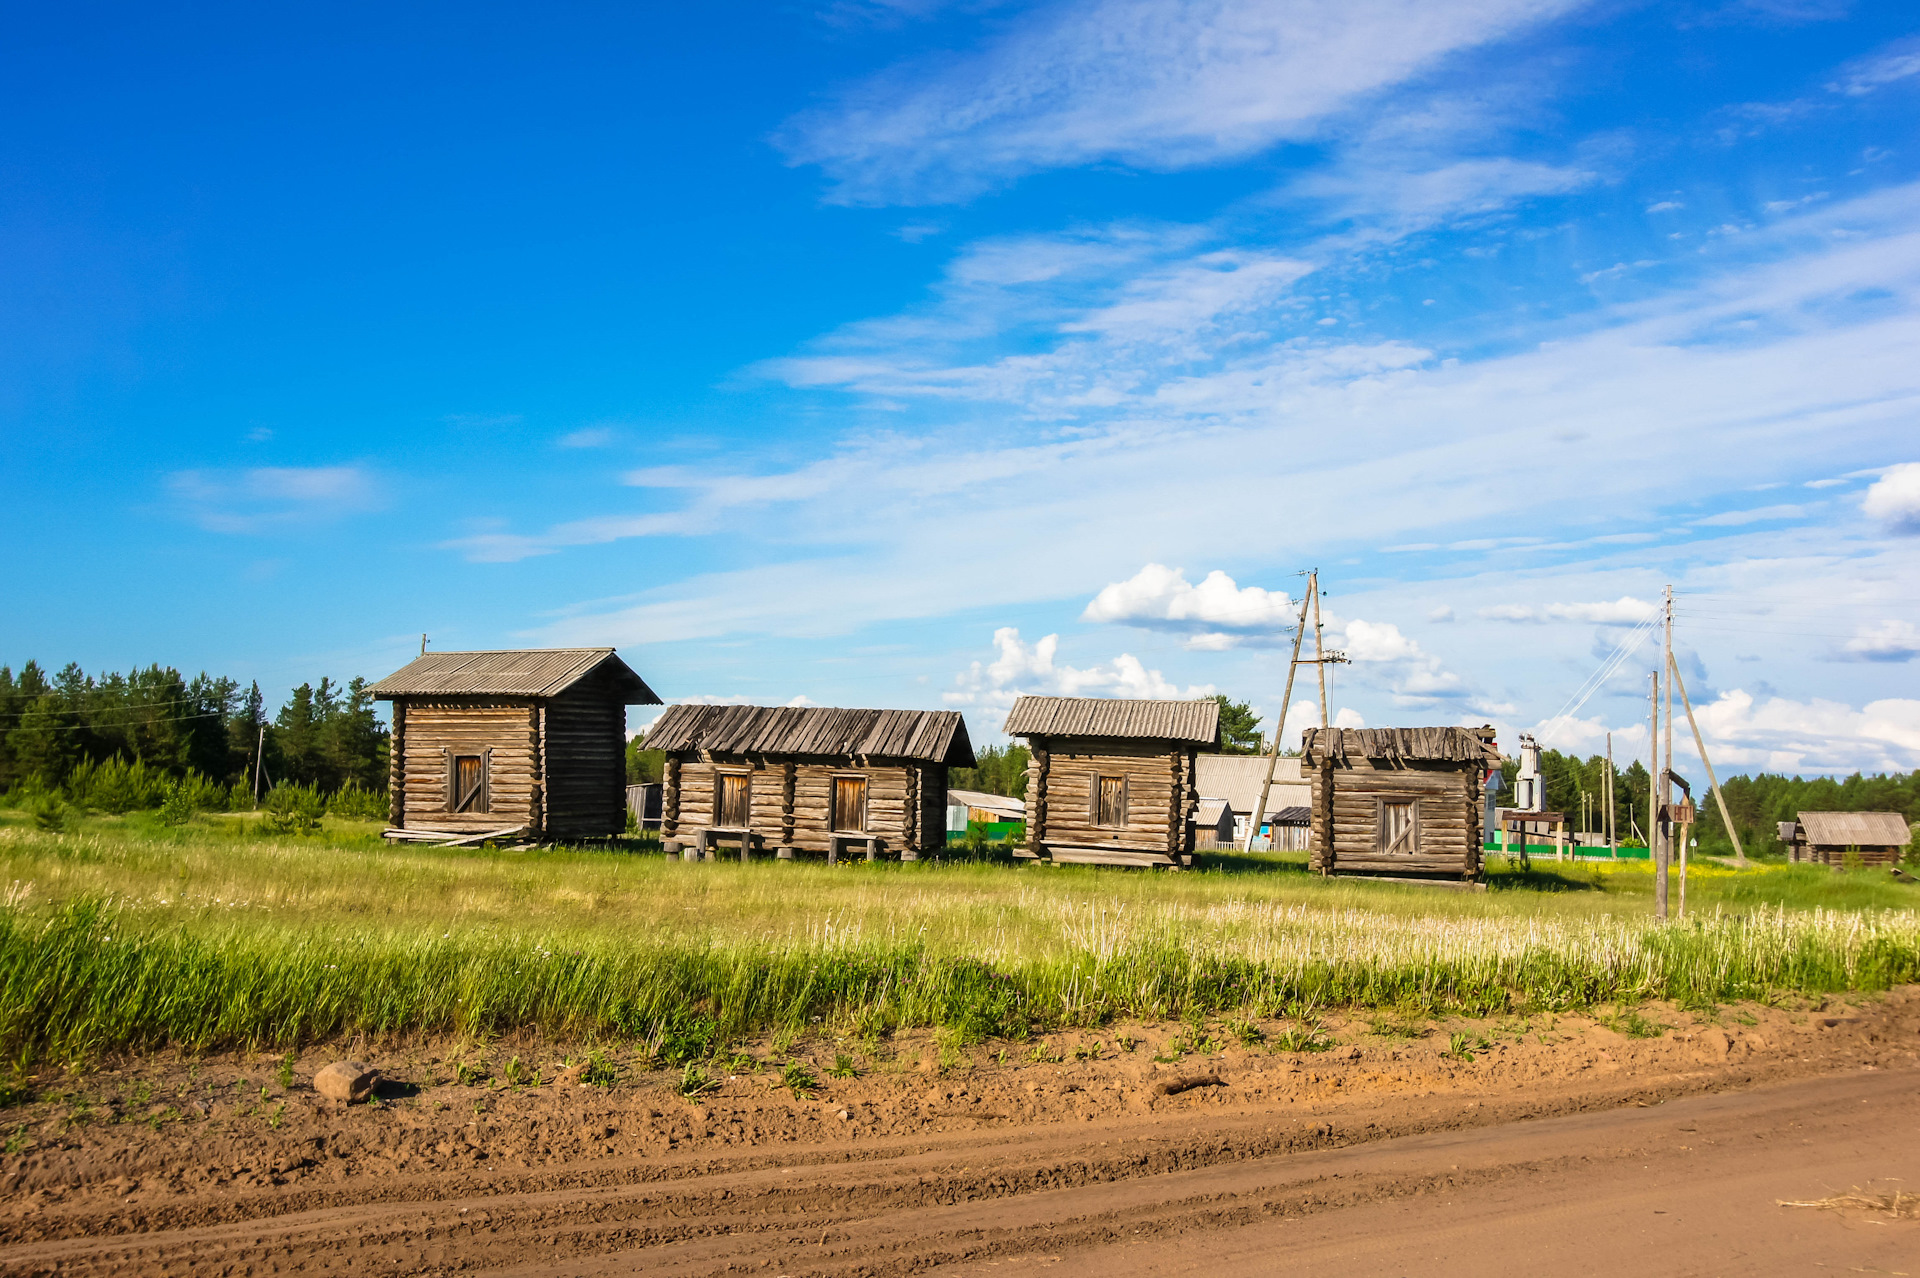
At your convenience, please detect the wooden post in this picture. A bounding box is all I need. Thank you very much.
[1605,731,1616,858]
[1661,585,1674,914]
[1667,653,1748,867]
[1679,816,1692,917]
[1311,570,1331,736]
[1030,740,1050,856]
[1650,669,1665,920]
[1245,582,1314,852]
[1555,819,1565,862]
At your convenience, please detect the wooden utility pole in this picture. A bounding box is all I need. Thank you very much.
[1661,584,1675,917]
[1244,585,1314,853]
[252,724,266,808]
[1668,652,1748,866]
[1604,732,1617,858]
[1311,571,1331,734]
[1650,668,1665,920]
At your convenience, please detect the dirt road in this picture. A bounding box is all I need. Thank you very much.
[2,994,1916,1275]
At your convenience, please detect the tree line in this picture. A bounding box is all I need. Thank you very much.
[0,660,388,800]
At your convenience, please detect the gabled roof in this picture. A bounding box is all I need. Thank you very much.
[1195,754,1310,816]
[1302,726,1501,767]
[1798,811,1911,847]
[949,788,1026,819]
[1003,696,1221,747]
[643,704,975,767]
[371,648,660,703]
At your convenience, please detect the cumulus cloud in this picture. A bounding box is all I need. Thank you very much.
[778,0,1582,203]
[944,627,1216,730]
[168,466,378,534]
[1692,689,1920,773]
[1081,563,1299,648]
[1478,596,1659,624]
[1843,620,1920,663]
[1862,462,1920,533]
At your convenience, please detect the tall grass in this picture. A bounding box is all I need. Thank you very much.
[0,817,1916,1063]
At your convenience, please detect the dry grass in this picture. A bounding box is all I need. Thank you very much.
[1778,1187,1920,1219]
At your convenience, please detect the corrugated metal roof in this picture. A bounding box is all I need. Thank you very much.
[948,788,1026,819]
[1798,811,1911,847]
[1269,805,1311,825]
[370,649,660,702]
[1195,754,1309,816]
[1301,726,1501,767]
[643,704,975,766]
[1002,696,1221,746]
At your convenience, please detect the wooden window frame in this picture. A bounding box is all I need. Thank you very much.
[714,770,752,830]
[1092,774,1129,828]
[1375,796,1420,855]
[831,773,869,833]
[447,749,491,814]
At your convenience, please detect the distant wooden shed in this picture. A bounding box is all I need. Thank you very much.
[645,704,974,862]
[371,648,660,841]
[1303,726,1501,881]
[1005,696,1220,869]
[1782,812,1912,867]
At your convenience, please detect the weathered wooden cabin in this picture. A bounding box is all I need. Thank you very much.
[1005,695,1220,868]
[645,704,974,861]
[371,648,660,842]
[1781,811,1912,867]
[1303,726,1502,882]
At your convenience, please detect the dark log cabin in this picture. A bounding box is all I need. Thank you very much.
[371,648,660,841]
[1783,811,1912,867]
[646,705,974,861]
[1005,696,1220,869]
[1303,726,1501,882]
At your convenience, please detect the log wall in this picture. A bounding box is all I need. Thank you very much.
[396,700,539,832]
[661,754,946,856]
[543,685,628,838]
[1023,737,1195,852]
[1309,757,1483,878]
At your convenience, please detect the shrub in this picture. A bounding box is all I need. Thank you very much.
[24,790,68,833]
[326,782,388,823]
[66,757,167,814]
[261,783,325,836]
[159,772,226,825]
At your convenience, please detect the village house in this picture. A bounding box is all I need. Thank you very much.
[372,648,660,842]
[1302,725,1502,882]
[1780,812,1912,867]
[645,704,973,861]
[1005,695,1220,869]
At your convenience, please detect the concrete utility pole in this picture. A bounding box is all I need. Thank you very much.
[1650,667,1665,921]
[1244,584,1314,853]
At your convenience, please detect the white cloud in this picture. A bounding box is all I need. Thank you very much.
[559,427,617,449]
[1828,36,1920,98]
[1081,563,1299,648]
[168,466,378,534]
[1293,157,1596,234]
[944,627,1216,730]
[1479,596,1659,624]
[1862,462,1920,533]
[1843,620,1920,663]
[1646,200,1683,213]
[1428,606,1455,622]
[778,0,1584,203]
[1691,689,1920,773]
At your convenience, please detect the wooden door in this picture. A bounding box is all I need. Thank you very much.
[1095,775,1127,827]
[1378,799,1417,854]
[717,774,751,828]
[833,776,867,832]
[453,755,486,812]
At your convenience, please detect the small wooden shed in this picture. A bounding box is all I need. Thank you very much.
[1005,695,1220,869]
[371,648,660,841]
[1303,726,1501,881]
[645,704,974,861]
[1783,812,1912,867]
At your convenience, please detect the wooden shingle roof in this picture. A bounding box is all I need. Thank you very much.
[643,704,975,766]
[1302,726,1501,767]
[1798,811,1911,847]
[370,649,660,703]
[1002,696,1221,747]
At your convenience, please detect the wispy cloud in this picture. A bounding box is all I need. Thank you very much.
[778,0,1585,203]
[1827,35,1920,97]
[1479,596,1659,624]
[168,466,378,534]
[558,427,618,449]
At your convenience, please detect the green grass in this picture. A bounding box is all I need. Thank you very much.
[0,809,1916,1066]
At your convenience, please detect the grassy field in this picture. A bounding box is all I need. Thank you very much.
[2,806,1917,1065]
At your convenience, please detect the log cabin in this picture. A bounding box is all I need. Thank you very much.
[1005,696,1220,869]
[371,648,660,842]
[644,704,974,861]
[1781,811,1912,867]
[1303,726,1501,882]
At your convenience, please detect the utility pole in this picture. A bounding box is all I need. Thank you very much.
[1650,668,1665,920]
[1662,584,1675,918]
[421,633,428,656]
[1311,571,1331,733]
[1668,652,1748,867]
[252,723,266,808]
[1245,584,1313,853]
[1605,731,1617,858]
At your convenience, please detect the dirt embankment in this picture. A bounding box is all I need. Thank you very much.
[1,991,1917,1275]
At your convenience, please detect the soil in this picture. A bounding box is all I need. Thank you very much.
[1,990,1917,1275]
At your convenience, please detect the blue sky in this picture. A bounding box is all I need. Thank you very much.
[5,0,1918,773]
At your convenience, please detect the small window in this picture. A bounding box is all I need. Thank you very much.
[833,776,868,832]
[716,773,751,828]
[1094,775,1128,828]
[452,754,488,813]
[1378,798,1418,855]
